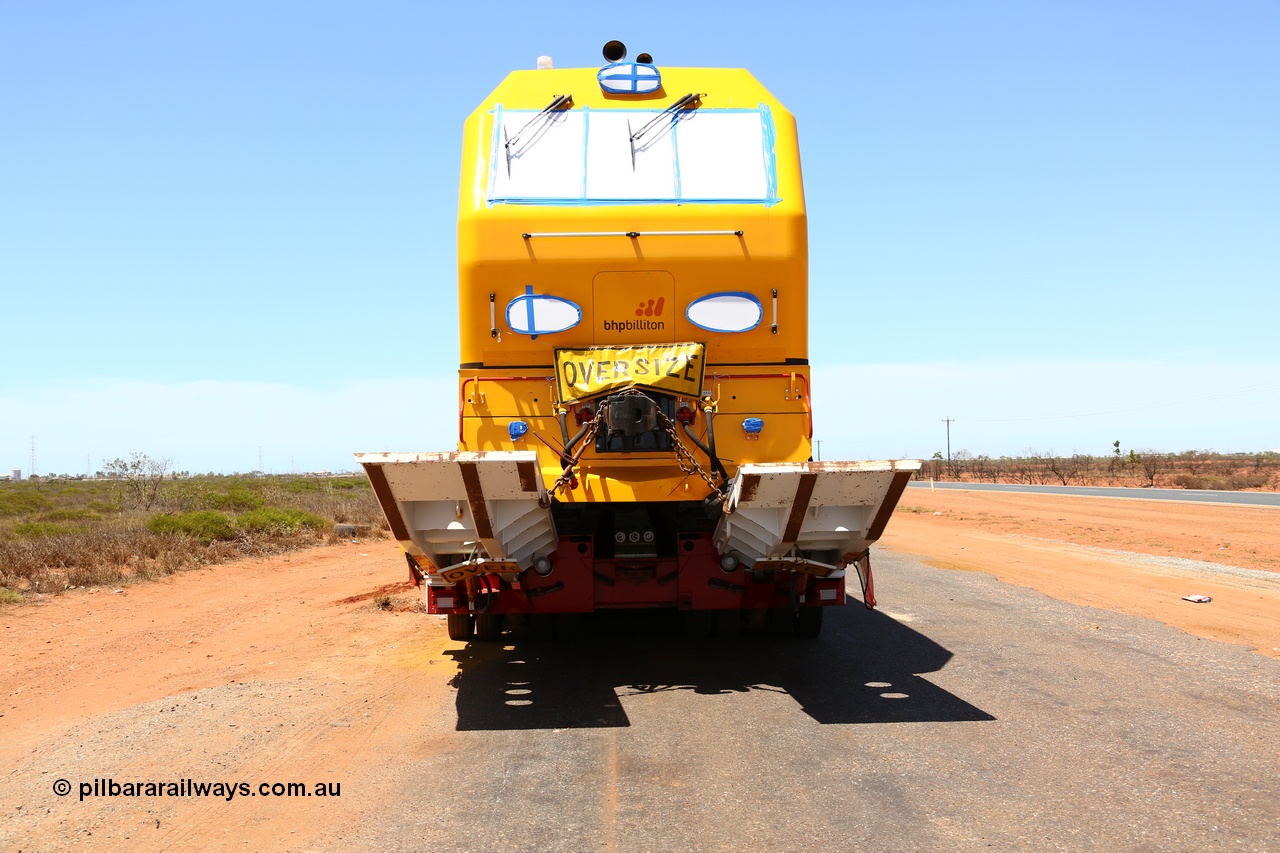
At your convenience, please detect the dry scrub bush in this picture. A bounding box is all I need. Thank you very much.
[0,526,331,593]
[0,474,384,598]
[2,518,330,592]
[279,484,385,527]
[1172,472,1272,491]
[1,531,133,590]
[916,451,1279,490]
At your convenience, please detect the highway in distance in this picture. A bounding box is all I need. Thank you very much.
[908,480,1280,507]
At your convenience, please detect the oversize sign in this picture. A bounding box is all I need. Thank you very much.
[555,343,706,403]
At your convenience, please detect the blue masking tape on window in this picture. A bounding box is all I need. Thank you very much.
[487,104,504,200]
[487,106,781,206]
[759,104,778,205]
[581,106,590,199]
[505,285,582,338]
[494,196,776,206]
[686,292,764,333]
[742,418,764,434]
[598,62,661,94]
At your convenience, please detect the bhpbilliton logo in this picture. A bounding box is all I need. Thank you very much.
[603,297,665,332]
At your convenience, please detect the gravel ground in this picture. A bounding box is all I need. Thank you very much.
[1010,535,1280,582]
[5,538,1277,851]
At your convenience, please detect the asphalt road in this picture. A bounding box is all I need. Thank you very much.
[342,548,1280,851]
[907,480,1280,507]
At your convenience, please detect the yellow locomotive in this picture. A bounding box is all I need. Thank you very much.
[357,41,919,640]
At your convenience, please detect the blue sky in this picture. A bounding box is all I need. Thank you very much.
[3,1,1277,475]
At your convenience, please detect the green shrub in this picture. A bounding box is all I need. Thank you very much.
[283,478,365,494]
[147,511,237,544]
[237,507,327,535]
[203,487,265,511]
[41,509,101,522]
[0,491,54,517]
[0,588,21,604]
[13,522,77,538]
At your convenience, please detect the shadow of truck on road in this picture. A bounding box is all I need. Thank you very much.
[442,603,994,730]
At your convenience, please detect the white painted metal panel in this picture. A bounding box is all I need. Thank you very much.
[356,451,554,573]
[715,460,921,568]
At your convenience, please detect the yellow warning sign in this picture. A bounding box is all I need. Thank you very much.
[438,560,520,584]
[555,343,706,403]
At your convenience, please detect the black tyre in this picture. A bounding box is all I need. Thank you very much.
[681,609,715,639]
[557,612,590,641]
[529,613,557,641]
[446,613,474,641]
[502,613,529,640]
[474,613,504,641]
[795,606,823,638]
[767,607,796,637]
[714,608,741,639]
[742,608,768,636]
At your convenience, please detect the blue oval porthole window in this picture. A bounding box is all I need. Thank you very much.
[506,286,582,338]
[685,292,763,333]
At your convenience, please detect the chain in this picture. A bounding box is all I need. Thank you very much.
[655,409,723,495]
[548,389,724,498]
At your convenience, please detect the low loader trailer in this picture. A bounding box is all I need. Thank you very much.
[357,41,920,640]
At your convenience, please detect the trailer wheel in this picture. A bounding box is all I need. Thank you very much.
[714,609,741,639]
[767,607,795,637]
[557,613,590,641]
[474,613,504,641]
[529,613,557,641]
[795,606,823,638]
[681,610,715,639]
[447,613,474,641]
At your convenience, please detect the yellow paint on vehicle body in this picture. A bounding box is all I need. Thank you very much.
[454,64,810,501]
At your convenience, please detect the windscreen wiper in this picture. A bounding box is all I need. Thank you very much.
[504,94,574,176]
[628,92,703,171]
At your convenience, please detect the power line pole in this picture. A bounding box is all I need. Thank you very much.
[942,418,954,476]
[30,436,37,479]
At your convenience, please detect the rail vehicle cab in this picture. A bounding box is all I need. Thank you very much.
[357,42,920,639]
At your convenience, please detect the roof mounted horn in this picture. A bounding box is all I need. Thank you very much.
[602,40,627,63]
[598,39,661,94]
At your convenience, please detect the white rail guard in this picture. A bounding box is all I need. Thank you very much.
[714,460,921,574]
[356,451,556,576]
